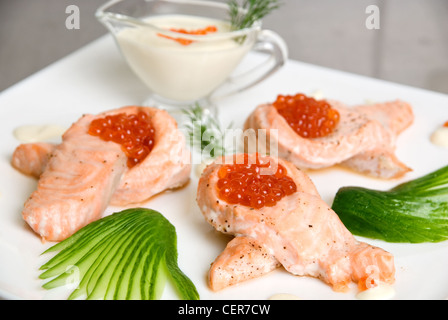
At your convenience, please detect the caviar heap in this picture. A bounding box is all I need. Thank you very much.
[273,93,340,138]
[158,25,217,45]
[216,155,297,209]
[88,111,155,168]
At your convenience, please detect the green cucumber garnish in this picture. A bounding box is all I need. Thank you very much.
[39,208,199,300]
[332,165,448,243]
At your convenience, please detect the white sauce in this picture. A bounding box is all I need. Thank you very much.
[311,90,324,100]
[116,14,253,102]
[431,126,448,148]
[355,284,396,300]
[13,124,66,143]
[269,293,301,300]
[195,158,214,177]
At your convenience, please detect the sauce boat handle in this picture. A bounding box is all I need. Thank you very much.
[210,29,288,102]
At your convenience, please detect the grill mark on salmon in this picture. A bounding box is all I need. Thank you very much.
[197,154,395,292]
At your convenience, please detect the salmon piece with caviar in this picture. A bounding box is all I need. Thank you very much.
[99,106,191,206]
[12,109,190,206]
[197,153,395,292]
[21,106,190,241]
[244,94,414,179]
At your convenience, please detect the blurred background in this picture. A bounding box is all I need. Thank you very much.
[1,0,447,94]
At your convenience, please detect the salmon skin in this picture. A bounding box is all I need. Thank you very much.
[197,153,395,292]
[244,99,414,179]
[19,106,191,242]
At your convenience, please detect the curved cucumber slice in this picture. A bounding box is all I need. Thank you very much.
[39,208,199,300]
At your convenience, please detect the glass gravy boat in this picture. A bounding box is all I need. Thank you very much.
[96,0,288,115]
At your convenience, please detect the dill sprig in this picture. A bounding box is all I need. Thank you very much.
[228,0,282,31]
[182,104,233,159]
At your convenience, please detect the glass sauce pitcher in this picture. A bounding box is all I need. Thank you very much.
[96,0,288,115]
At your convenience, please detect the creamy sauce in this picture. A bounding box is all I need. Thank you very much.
[13,125,66,143]
[116,14,253,102]
[431,126,448,148]
[195,159,214,178]
[269,293,301,300]
[355,284,396,300]
[311,90,324,100]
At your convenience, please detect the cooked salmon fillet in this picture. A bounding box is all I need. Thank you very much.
[244,99,414,179]
[197,153,395,292]
[209,236,281,291]
[22,113,127,242]
[21,106,191,241]
[110,106,191,206]
[12,108,191,206]
[11,142,54,177]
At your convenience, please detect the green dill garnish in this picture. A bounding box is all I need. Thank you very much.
[228,0,282,31]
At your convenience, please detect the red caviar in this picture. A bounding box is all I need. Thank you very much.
[158,25,217,45]
[216,155,297,209]
[273,93,340,138]
[88,111,155,168]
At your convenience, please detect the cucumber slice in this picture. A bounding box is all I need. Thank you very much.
[332,165,448,243]
[102,232,154,300]
[40,211,141,276]
[68,217,146,300]
[40,213,142,283]
[39,208,199,300]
